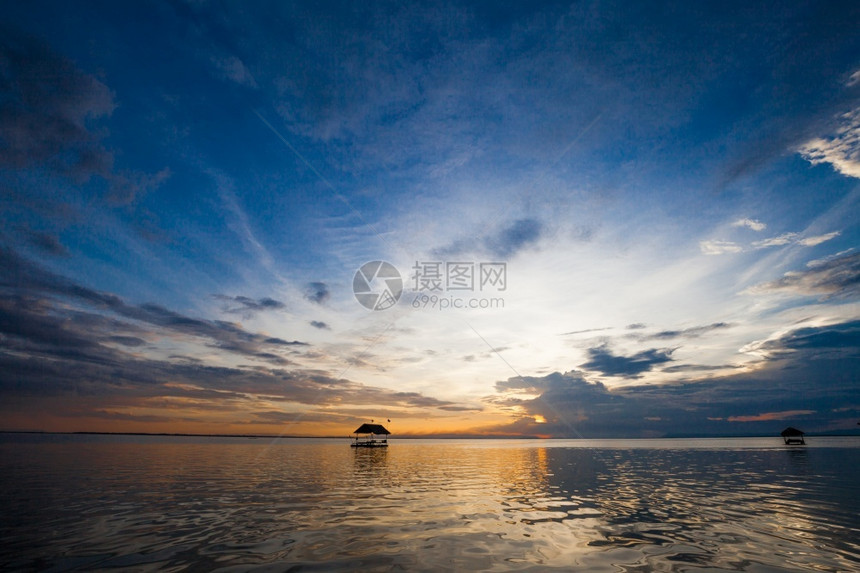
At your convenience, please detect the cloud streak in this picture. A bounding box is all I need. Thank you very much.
[702,230,840,255]
[639,323,731,341]
[0,248,306,365]
[745,251,860,299]
[214,294,286,316]
[699,240,742,255]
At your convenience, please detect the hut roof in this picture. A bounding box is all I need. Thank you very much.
[353,423,390,435]
[781,426,805,437]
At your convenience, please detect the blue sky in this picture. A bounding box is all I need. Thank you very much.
[1,0,859,436]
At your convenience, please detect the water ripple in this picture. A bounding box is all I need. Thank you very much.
[1,436,858,571]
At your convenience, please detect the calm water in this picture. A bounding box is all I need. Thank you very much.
[1,435,859,572]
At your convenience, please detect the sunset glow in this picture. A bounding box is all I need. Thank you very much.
[1,1,859,438]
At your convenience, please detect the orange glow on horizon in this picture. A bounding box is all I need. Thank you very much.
[0,406,520,438]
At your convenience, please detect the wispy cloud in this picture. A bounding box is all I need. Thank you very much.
[798,231,841,247]
[732,218,766,231]
[807,248,855,267]
[640,322,731,341]
[213,173,278,274]
[211,55,257,88]
[752,233,800,248]
[703,230,840,255]
[699,240,742,255]
[798,110,860,179]
[744,251,860,299]
[214,294,286,317]
[561,327,612,336]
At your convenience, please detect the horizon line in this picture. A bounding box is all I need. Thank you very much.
[3,430,859,440]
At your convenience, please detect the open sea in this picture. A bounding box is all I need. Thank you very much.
[1,434,859,572]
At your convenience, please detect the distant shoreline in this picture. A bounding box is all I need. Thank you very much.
[2,430,859,439]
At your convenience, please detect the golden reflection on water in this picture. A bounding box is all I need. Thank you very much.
[1,436,859,571]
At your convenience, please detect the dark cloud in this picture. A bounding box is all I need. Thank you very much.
[263,336,305,346]
[561,327,611,336]
[777,321,860,351]
[214,294,287,316]
[746,252,860,300]
[310,320,330,330]
[26,231,69,257]
[434,217,544,259]
[106,336,147,347]
[0,346,457,414]
[105,168,172,206]
[248,409,408,427]
[485,218,543,258]
[661,363,738,373]
[0,296,121,367]
[304,282,330,304]
[486,321,860,438]
[389,392,454,408]
[79,410,174,423]
[0,28,115,174]
[0,28,169,207]
[0,248,462,425]
[641,322,731,340]
[0,248,307,364]
[748,320,860,359]
[495,370,593,393]
[0,321,459,424]
[580,344,675,378]
[118,303,307,353]
[490,371,628,436]
[437,405,483,412]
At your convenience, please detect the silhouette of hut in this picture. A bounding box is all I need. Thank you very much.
[781,426,805,445]
[351,423,390,448]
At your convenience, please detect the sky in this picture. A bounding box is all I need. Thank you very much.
[1,0,859,438]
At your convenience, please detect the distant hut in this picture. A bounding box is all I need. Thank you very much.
[351,423,390,448]
[781,426,805,445]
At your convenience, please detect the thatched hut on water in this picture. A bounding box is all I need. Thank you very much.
[351,423,390,448]
[781,426,805,445]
